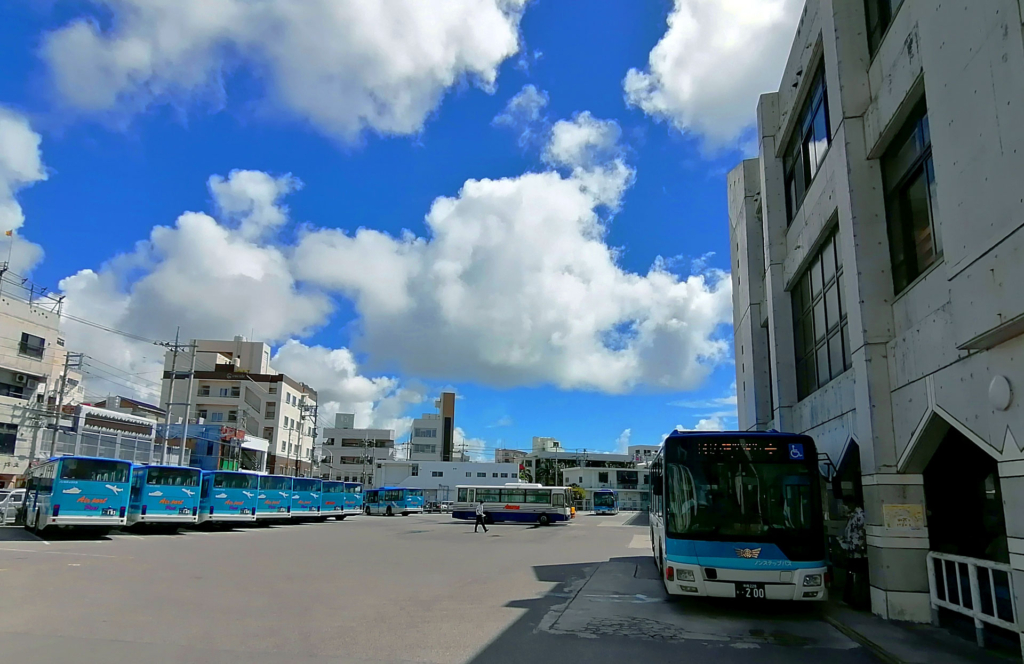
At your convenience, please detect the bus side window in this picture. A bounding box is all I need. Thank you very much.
[467,489,475,503]
[457,488,468,502]
[552,493,564,507]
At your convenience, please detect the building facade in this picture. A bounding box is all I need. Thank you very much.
[160,337,317,477]
[561,466,650,511]
[409,392,456,461]
[522,437,634,487]
[728,0,1024,624]
[494,448,526,465]
[319,413,394,486]
[373,460,521,503]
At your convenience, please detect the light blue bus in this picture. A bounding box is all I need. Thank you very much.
[321,481,363,519]
[593,488,619,515]
[256,475,293,521]
[198,470,258,525]
[22,456,132,535]
[363,486,424,516]
[127,465,201,527]
[650,431,827,601]
[290,477,322,519]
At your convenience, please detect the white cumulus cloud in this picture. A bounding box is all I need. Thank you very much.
[615,428,632,452]
[492,84,549,147]
[292,115,731,394]
[0,107,47,273]
[624,0,803,147]
[41,0,528,141]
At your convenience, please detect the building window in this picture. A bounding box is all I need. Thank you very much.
[227,410,238,422]
[432,471,443,477]
[265,402,276,419]
[0,422,16,455]
[500,473,508,478]
[269,385,277,394]
[793,227,851,399]
[864,0,904,57]
[883,101,940,294]
[209,412,224,422]
[784,64,831,223]
[18,333,45,360]
[413,427,437,438]
[198,385,210,396]
[218,387,229,397]
[466,472,471,477]
[230,386,240,398]
[477,472,486,478]
[263,427,273,440]
[197,409,208,421]
[411,464,419,477]
[598,471,609,483]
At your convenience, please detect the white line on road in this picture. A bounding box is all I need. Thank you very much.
[0,547,118,558]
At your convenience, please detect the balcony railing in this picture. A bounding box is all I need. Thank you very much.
[927,551,1022,655]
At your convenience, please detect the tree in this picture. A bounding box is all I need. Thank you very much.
[568,485,586,504]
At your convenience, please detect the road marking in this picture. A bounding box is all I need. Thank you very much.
[68,563,80,567]
[0,547,118,558]
[628,534,650,549]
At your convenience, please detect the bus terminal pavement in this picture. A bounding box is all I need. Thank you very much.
[0,512,1006,664]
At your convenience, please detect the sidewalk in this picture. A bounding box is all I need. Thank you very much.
[825,601,1019,664]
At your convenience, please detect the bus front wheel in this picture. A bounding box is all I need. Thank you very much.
[538,514,550,527]
[337,515,346,521]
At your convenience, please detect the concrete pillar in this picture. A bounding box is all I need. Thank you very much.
[999,462,1024,649]
[757,92,799,433]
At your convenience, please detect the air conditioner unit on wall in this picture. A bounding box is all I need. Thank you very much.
[14,373,27,384]
[25,378,38,390]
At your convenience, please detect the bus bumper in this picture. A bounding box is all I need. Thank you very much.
[135,514,197,523]
[662,561,828,601]
[51,517,125,527]
[255,511,292,520]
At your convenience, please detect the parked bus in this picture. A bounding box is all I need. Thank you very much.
[127,465,201,527]
[22,456,132,535]
[321,481,363,519]
[256,475,293,521]
[593,488,619,515]
[290,477,322,519]
[363,486,424,516]
[650,431,826,601]
[452,484,571,526]
[198,470,258,525]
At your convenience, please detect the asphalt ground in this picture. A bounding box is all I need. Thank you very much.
[0,512,880,664]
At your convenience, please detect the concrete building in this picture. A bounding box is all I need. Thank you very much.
[627,444,660,466]
[52,404,187,466]
[522,437,634,487]
[93,395,165,420]
[373,460,521,503]
[0,273,79,487]
[409,391,456,461]
[728,0,1024,625]
[319,413,394,486]
[494,448,526,466]
[561,466,650,511]
[160,337,317,477]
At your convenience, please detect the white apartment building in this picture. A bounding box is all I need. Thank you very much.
[160,337,317,477]
[522,437,634,487]
[494,448,526,465]
[0,276,81,488]
[627,444,659,466]
[319,412,394,486]
[374,460,521,503]
[561,466,650,511]
[728,0,1024,628]
[409,391,457,461]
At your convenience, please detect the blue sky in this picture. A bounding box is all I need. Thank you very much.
[0,1,803,457]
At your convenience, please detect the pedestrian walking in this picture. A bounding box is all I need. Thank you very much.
[474,500,488,533]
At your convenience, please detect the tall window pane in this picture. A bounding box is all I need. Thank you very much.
[785,64,830,223]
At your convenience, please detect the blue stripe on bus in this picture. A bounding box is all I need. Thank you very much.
[665,538,824,570]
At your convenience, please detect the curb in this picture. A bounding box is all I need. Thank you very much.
[823,614,904,664]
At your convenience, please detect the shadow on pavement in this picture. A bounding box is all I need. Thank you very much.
[0,526,43,542]
[465,555,873,664]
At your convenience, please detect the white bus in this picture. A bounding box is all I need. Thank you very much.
[452,484,571,526]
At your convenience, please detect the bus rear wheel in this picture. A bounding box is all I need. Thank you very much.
[364,507,370,515]
[538,514,550,527]
[336,515,346,521]
[386,506,393,517]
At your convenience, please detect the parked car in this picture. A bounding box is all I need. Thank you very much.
[440,501,454,513]
[424,501,441,513]
[0,488,25,526]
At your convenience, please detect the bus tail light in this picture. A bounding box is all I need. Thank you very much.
[119,506,126,518]
[209,506,215,515]
[141,505,148,516]
[192,506,198,516]
[666,566,674,582]
[52,504,60,517]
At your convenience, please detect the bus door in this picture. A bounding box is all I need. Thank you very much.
[552,491,565,512]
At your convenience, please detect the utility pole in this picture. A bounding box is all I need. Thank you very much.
[176,340,197,466]
[298,384,317,480]
[49,351,83,456]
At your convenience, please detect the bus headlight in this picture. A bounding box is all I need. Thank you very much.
[802,574,823,587]
[678,569,696,582]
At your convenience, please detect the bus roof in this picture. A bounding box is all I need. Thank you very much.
[455,484,568,490]
[132,464,200,471]
[372,486,418,491]
[42,455,132,465]
[664,430,807,440]
[593,488,617,493]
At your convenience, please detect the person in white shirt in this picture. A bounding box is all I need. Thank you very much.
[474,500,488,533]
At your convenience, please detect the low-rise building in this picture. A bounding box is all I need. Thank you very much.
[627,444,660,466]
[92,395,165,420]
[522,437,633,486]
[494,447,526,466]
[52,404,186,466]
[319,413,394,486]
[373,460,521,503]
[561,466,651,511]
[409,392,457,461]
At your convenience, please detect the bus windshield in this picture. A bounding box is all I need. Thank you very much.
[664,440,823,560]
[146,468,199,487]
[213,473,257,489]
[60,458,129,483]
[260,477,290,491]
[594,492,616,508]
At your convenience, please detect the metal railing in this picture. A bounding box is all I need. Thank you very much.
[926,551,1023,656]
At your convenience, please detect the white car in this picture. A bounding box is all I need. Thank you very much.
[0,489,25,525]
[440,501,454,513]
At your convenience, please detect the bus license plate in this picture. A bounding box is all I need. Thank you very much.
[278,507,287,512]
[239,508,250,515]
[736,583,767,600]
[309,506,317,511]
[102,508,116,517]
[178,507,191,515]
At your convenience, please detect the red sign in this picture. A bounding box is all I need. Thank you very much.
[504,504,520,510]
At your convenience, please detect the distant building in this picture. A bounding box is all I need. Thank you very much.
[161,337,317,477]
[373,460,521,503]
[51,404,183,466]
[409,391,456,461]
[318,413,394,486]
[627,444,660,467]
[93,395,165,420]
[522,437,633,487]
[561,466,651,512]
[494,448,525,465]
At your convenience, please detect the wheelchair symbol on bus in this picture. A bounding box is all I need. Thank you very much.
[788,443,805,460]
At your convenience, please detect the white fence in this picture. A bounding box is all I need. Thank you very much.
[926,551,1023,657]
